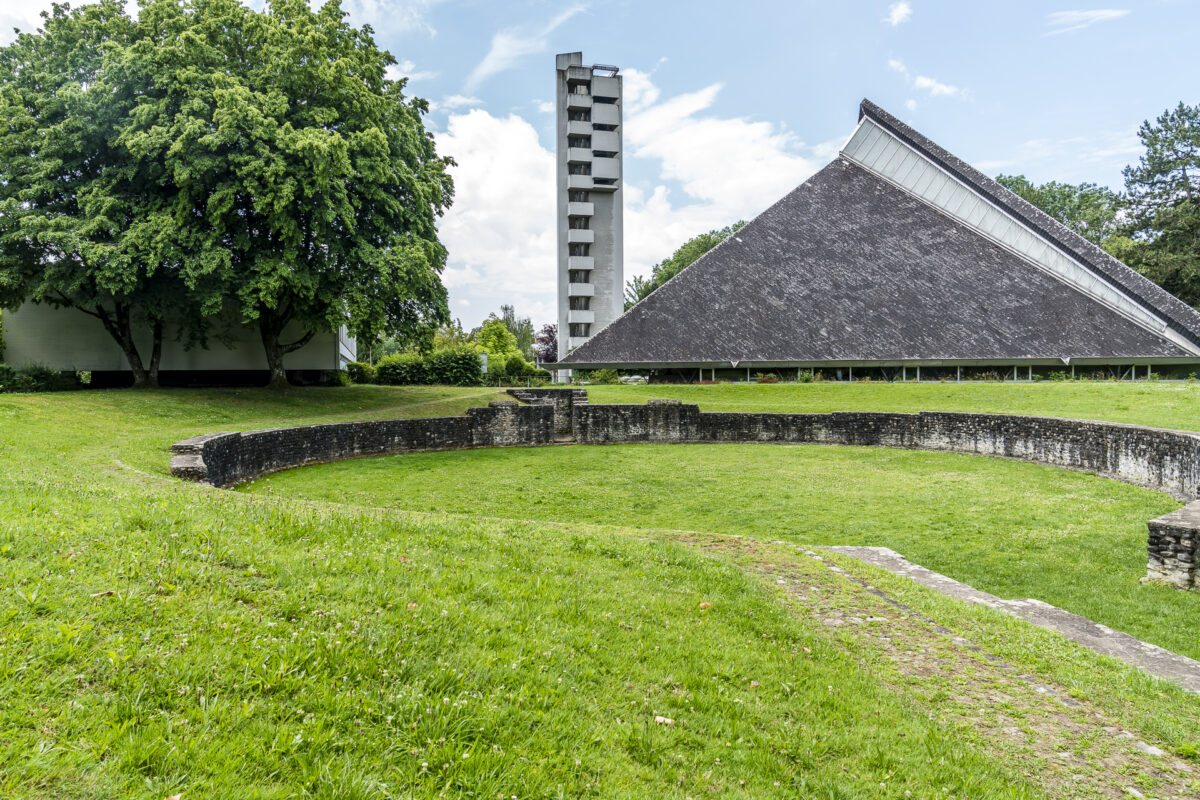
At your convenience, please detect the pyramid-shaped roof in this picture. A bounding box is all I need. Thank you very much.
[560,100,1200,370]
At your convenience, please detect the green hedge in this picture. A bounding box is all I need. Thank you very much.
[376,353,429,385]
[375,347,482,387]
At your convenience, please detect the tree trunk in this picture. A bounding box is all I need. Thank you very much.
[258,309,316,390]
[147,317,164,387]
[93,303,159,388]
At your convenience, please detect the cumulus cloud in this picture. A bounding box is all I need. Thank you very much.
[884,2,913,26]
[435,70,838,327]
[1043,9,1130,36]
[465,5,586,91]
[434,110,559,326]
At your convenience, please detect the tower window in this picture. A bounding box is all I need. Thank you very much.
[568,244,590,256]
[569,216,590,229]
[569,270,590,283]
[568,135,592,148]
[569,296,591,310]
[569,323,591,337]
[569,191,590,202]
[568,163,591,176]
[568,110,591,122]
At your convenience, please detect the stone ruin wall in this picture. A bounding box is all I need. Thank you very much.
[170,389,1200,590]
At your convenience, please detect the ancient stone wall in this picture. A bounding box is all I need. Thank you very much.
[170,401,552,488]
[170,392,1200,589]
[506,388,587,435]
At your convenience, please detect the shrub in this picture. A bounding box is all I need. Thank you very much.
[376,353,428,385]
[345,361,378,384]
[0,364,79,393]
[505,353,534,377]
[426,346,483,386]
[582,369,620,385]
[797,370,815,383]
[1047,370,1070,381]
[755,373,779,384]
[21,365,79,392]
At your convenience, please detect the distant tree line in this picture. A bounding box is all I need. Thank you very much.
[0,0,453,388]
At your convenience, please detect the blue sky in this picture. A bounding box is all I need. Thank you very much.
[4,1,1198,328]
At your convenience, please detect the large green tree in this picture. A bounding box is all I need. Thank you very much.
[0,1,182,386]
[122,0,453,387]
[624,222,745,310]
[1118,102,1200,307]
[995,174,1121,246]
[0,0,453,388]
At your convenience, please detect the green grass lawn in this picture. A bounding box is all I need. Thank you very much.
[587,380,1200,431]
[244,442,1195,660]
[3,383,1200,798]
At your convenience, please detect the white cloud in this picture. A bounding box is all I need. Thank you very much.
[386,59,437,84]
[436,94,484,110]
[535,100,555,114]
[434,110,559,327]
[913,75,960,97]
[1043,9,1130,36]
[340,0,448,37]
[884,2,913,26]
[887,57,962,98]
[465,5,586,91]
[434,70,837,327]
[905,98,917,112]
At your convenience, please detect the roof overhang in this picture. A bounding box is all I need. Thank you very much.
[559,357,1200,371]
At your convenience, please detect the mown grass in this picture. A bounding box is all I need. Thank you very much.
[588,380,1200,431]
[0,386,1059,799]
[245,442,1197,660]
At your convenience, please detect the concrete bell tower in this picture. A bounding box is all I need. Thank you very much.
[554,52,623,377]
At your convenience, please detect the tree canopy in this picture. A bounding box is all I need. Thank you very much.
[0,0,453,386]
[1117,103,1200,307]
[624,222,745,310]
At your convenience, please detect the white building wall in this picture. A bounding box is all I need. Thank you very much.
[1,302,351,372]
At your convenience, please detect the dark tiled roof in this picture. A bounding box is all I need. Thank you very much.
[858,99,1200,347]
[561,156,1195,367]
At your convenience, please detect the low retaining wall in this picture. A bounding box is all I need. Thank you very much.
[169,390,1200,590]
[170,401,553,488]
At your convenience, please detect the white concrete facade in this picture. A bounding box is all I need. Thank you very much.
[555,52,623,372]
[1,302,354,375]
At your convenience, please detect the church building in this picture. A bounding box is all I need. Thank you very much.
[559,100,1200,381]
